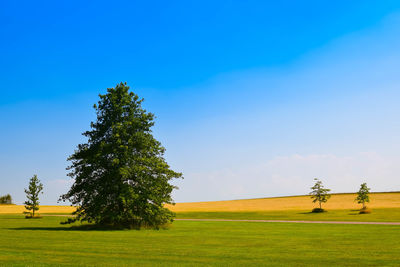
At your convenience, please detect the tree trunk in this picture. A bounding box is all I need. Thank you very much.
[319,201,322,209]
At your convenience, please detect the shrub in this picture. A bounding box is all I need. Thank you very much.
[25,216,42,219]
[312,208,326,213]
[359,207,371,214]
[23,211,42,219]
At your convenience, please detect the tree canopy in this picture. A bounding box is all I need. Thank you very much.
[0,194,12,204]
[60,82,182,228]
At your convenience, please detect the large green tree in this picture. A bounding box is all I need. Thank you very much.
[61,83,182,228]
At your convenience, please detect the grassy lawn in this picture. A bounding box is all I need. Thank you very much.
[2,193,400,221]
[0,215,399,266]
[176,208,400,222]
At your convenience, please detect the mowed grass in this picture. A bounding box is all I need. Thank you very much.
[172,192,400,222]
[0,215,400,266]
[176,208,400,222]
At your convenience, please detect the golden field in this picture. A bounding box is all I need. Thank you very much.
[0,205,76,214]
[167,192,400,212]
[1,192,399,214]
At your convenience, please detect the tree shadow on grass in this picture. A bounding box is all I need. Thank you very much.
[348,209,362,215]
[298,209,362,215]
[9,223,166,231]
[9,224,128,231]
[297,213,328,215]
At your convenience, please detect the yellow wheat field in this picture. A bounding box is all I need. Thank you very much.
[167,192,400,212]
[1,192,399,214]
[0,205,76,214]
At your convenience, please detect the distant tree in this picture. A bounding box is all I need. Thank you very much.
[24,175,43,217]
[309,178,331,211]
[60,82,183,229]
[355,182,370,209]
[0,194,12,204]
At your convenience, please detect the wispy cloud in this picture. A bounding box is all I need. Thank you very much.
[173,152,400,202]
[171,14,400,202]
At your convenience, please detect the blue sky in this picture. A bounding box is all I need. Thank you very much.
[1,1,400,204]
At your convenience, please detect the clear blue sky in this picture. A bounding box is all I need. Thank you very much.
[1,1,400,204]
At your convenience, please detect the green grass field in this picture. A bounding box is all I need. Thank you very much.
[0,214,400,266]
[1,193,399,266]
[176,208,400,222]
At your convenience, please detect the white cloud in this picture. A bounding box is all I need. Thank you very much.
[168,14,400,203]
[173,152,400,202]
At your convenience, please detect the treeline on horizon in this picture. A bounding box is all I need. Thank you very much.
[0,194,12,204]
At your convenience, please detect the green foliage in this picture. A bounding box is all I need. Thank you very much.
[61,82,183,229]
[356,183,370,209]
[24,175,43,217]
[309,178,331,210]
[0,194,12,204]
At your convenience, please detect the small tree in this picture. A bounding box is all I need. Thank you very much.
[355,182,370,209]
[309,178,331,211]
[24,175,43,218]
